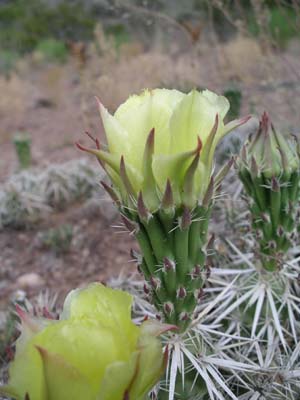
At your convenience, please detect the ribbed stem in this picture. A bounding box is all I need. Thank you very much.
[133,204,212,331]
[239,170,300,271]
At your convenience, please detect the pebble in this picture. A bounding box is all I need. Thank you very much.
[16,273,45,289]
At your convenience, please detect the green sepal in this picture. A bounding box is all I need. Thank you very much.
[142,128,160,211]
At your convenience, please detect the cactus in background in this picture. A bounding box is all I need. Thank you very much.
[238,112,300,271]
[77,88,249,331]
[0,283,170,400]
[223,86,242,121]
[13,132,32,169]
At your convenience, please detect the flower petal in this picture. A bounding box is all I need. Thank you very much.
[3,340,46,400]
[129,336,164,399]
[37,346,95,400]
[35,318,134,393]
[61,283,139,347]
[170,90,229,154]
[115,89,183,169]
[98,353,139,400]
[98,100,130,157]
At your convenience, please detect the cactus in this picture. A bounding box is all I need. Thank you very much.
[13,133,31,169]
[237,112,300,271]
[2,88,300,399]
[0,159,102,229]
[77,88,250,331]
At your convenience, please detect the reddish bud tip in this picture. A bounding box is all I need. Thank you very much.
[121,215,138,234]
[75,142,90,152]
[85,131,100,149]
[261,111,270,135]
[146,128,155,149]
[100,181,120,205]
[161,179,174,210]
[196,136,203,154]
[137,192,152,221]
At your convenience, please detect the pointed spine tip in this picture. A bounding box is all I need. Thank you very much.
[85,131,100,149]
[147,127,155,147]
[120,156,135,197]
[75,141,89,152]
[137,192,151,222]
[161,179,174,210]
[196,135,203,154]
[261,111,270,135]
[202,176,214,207]
[100,181,120,205]
[121,215,138,234]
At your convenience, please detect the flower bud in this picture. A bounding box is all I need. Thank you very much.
[239,112,299,179]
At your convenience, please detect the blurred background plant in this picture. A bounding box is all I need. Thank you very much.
[12,132,31,169]
[38,224,73,255]
[0,159,101,229]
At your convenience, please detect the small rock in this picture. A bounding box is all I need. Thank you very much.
[16,273,45,289]
[10,289,26,303]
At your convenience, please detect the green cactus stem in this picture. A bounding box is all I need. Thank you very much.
[123,199,212,331]
[238,112,300,271]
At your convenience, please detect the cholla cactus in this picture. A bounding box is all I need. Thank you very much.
[0,159,102,229]
[0,283,170,400]
[238,112,300,271]
[77,88,249,330]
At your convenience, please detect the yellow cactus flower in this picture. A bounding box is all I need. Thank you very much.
[0,283,170,400]
[77,88,249,210]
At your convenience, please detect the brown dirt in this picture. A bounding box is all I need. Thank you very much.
[0,203,137,310]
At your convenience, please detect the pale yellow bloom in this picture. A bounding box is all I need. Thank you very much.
[78,88,248,210]
[1,284,168,400]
